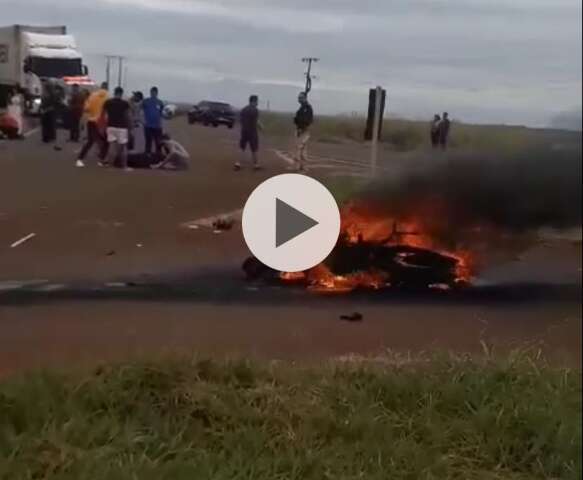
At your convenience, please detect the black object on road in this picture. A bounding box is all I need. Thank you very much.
[340,312,363,322]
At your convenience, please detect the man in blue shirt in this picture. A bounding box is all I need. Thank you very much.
[142,86,164,155]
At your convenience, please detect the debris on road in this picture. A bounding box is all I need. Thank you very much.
[10,233,36,248]
[212,217,235,231]
[340,312,363,323]
[181,209,243,231]
[106,250,116,256]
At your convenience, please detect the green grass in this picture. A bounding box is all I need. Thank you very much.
[0,353,580,479]
[261,112,569,153]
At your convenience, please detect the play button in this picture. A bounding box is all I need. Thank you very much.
[242,174,341,272]
[276,198,319,247]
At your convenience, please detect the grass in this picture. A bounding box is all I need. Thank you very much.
[261,112,572,153]
[0,352,580,479]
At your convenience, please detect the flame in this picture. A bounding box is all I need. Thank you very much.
[280,200,477,292]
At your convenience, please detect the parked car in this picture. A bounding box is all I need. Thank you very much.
[188,101,235,128]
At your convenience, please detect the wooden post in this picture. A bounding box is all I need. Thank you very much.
[370,85,382,177]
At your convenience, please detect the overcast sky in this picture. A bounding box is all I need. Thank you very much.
[2,0,582,127]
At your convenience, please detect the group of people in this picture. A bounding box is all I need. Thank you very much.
[430,112,451,149]
[235,91,314,171]
[68,82,189,171]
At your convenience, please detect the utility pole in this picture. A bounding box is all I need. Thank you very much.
[117,56,124,88]
[370,86,383,177]
[301,57,319,96]
[105,56,112,87]
[104,55,126,88]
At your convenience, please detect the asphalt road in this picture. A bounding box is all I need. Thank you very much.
[0,119,581,375]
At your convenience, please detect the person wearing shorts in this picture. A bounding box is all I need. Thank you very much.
[235,95,261,171]
[102,87,131,171]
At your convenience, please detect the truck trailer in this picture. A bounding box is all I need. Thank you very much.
[0,24,94,113]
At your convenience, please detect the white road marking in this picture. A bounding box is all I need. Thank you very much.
[181,209,242,229]
[24,127,40,138]
[273,149,295,166]
[0,279,48,291]
[10,233,36,248]
[34,283,66,292]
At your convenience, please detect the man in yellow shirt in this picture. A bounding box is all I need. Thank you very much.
[76,82,109,167]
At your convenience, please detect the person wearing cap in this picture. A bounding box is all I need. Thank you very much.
[102,86,132,171]
[76,82,109,167]
[129,91,144,152]
[293,92,314,171]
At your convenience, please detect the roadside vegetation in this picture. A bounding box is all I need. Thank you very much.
[0,352,580,479]
[261,111,576,153]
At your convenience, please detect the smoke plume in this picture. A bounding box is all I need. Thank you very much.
[348,143,582,257]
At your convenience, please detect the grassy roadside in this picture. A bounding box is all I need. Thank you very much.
[261,111,577,153]
[0,353,580,479]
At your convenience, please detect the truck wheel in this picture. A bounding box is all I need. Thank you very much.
[227,123,234,129]
[212,123,219,128]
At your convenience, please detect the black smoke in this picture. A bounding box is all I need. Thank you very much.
[351,143,582,253]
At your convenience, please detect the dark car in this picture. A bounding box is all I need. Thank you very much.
[188,101,235,128]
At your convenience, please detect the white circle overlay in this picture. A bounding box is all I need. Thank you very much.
[242,174,341,272]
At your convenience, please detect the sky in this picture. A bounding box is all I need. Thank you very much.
[2,0,582,127]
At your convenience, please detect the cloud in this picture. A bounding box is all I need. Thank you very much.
[1,0,580,126]
[97,0,346,33]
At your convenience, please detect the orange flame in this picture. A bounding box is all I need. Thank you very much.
[280,200,477,292]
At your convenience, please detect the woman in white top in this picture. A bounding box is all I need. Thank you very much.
[7,88,24,136]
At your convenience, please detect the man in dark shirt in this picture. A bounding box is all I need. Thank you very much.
[235,95,261,171]
[102,86,132,171]
[293,92,314,171]
[68,84,85,142]
[439,112,451,150]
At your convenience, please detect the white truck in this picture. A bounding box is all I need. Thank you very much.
[0,25,94,114]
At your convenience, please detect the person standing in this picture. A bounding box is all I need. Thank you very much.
[128,91,144,152]
[430,114,441,149]
[68,84,85,143]
[439,112,451,150]
[293,92,314,171]
[142,86,164,156]
[40,81,58,145]
[102,86,132,171]
[235,95,262,171]
[76,82,109,167]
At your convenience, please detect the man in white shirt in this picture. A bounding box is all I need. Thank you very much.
[152,134,190,170]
